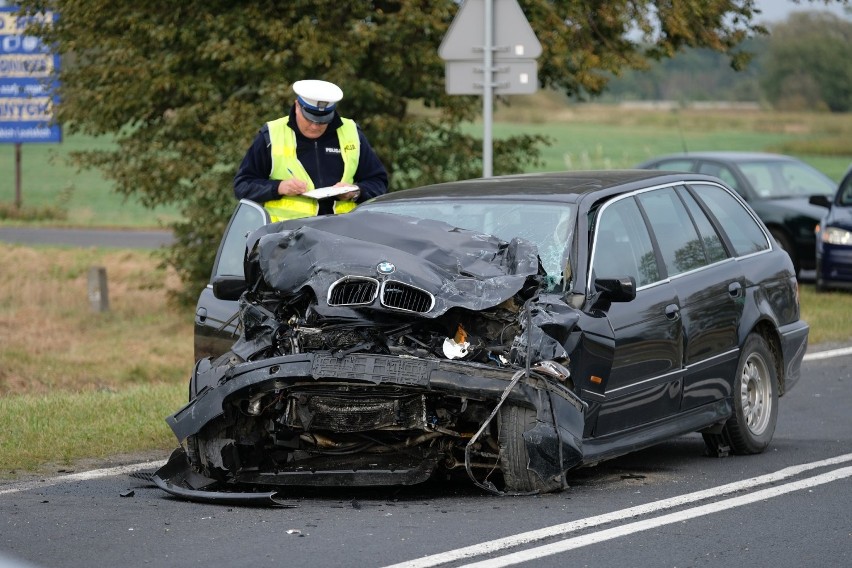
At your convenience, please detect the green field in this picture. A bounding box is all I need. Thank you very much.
[2,105,850,229]
[0,134,181,228]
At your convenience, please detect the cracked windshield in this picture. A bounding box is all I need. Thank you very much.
[365,200,575,289]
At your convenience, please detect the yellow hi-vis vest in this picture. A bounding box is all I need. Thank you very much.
[264,116,360,222]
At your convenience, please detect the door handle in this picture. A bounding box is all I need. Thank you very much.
[728,282,743,298]
[665,303,680,321]
[195,307,207,323]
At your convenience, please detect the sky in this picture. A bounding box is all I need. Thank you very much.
[753,0,852,23]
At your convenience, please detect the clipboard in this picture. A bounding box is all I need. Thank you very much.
[302,185,359,199]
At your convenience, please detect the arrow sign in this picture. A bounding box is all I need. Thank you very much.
[439,0,542,61]
[439,0,542,178]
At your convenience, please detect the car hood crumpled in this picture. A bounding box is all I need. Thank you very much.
[243,210,544,318]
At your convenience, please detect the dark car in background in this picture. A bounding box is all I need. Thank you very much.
[636,152,837,275]
[156,170,808,504]
[813,164,852,291]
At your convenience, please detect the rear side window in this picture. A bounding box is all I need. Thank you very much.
[697,162,740,191]
[678,188,728,264]
[637,187,706,276]
[690,183,770,256]
[594,197,660,287]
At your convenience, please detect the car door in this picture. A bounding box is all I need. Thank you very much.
[194,199,269,361]
[588,194,684,437]
[636,185,744,412]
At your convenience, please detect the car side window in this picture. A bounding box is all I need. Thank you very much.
[637,187,707,276]
[677,187,728,263]
[650,159,694,172]
[697,162,740,192]
[593,197,660,287]
[839,170,852,206]
[690,183,770,256]
[212,201,268,279]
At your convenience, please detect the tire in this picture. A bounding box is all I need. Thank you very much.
[815,259,827,293]
[769,228,799,277]
[498,404,563,493]
[710,334,779,455]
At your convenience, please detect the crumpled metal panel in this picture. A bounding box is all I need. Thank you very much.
[244,211,543,317]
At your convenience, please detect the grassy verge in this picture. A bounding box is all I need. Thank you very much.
[798,286,852,345]
[0,383,185,476]
[0,243,193,478]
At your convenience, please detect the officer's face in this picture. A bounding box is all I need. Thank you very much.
[295,103,330,139]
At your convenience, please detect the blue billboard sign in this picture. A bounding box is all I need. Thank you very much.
[0,7,61,144]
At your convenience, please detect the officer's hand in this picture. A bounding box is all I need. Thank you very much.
[277,178,308,196]
[334,182,360,201]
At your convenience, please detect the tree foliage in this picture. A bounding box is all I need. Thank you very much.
[18,0,790,303]
[760,11,852,112]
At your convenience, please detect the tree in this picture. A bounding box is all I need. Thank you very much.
[18,0,835,303]
[760,11,852,112]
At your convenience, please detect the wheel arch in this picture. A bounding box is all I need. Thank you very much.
[748,319,786,396]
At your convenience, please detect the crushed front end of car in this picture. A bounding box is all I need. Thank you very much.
[155,212,588,503]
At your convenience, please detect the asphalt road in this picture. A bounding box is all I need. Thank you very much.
[1,352,850,568]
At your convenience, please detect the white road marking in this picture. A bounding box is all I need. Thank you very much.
[384,453,852,568]
[803,345,852,361]
[0,460,163,496]
[460,466,852,568]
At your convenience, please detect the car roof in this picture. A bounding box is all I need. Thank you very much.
[367,169,713,204]
[641,151,796,164]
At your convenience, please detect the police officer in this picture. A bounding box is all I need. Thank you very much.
[234,79,389,222]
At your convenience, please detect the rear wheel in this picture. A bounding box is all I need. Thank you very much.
[705,333,779,455]
[498,404,563,493]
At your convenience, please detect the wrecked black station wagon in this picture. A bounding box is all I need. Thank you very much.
[155,170,809,504]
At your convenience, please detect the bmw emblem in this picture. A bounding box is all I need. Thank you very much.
[377,261,396,275]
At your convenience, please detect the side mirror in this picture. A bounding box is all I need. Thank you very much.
[212,275,247,301]
[594,276,636,303]
[809,195,832,208]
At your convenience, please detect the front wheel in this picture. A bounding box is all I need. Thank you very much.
[706,334,779,455]
[498,404,564,493]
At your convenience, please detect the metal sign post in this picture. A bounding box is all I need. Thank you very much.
[439,0,541,178]
[483,0,494,177]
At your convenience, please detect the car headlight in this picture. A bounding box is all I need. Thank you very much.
[823,226,852,246]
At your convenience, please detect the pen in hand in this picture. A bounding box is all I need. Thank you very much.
[283,168,307,195]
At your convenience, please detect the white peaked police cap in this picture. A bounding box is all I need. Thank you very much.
[293,79,343,124]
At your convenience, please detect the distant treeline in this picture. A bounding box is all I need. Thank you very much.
[602,11,852,112]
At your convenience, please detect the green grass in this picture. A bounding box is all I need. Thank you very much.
[0,134,181,228]
[799,286,852,345]
[0,383,185,477]
[478,116,851,181]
